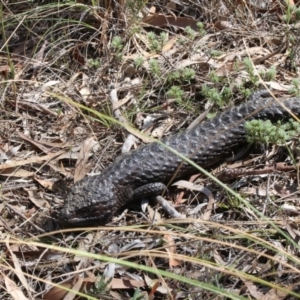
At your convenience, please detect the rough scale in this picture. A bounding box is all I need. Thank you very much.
[59,92,300,226]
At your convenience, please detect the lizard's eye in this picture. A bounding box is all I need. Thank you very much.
[77,207,89,214]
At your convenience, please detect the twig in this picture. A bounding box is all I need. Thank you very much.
[154,196,185,219]
[109,86,138,153]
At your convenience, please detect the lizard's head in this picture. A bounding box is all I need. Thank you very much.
[59,179,119,227]
[59,178,133,227]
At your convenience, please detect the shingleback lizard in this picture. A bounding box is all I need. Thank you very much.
[59,91,300,226]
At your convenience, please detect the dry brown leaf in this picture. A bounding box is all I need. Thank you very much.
[262,287,291,300]
[146,200,162,223]
[148,280,161,298]
[27,190,50,208]
[215,46,271,76]
[47,162,71,177]
[242,279,264,299]
[77,274,146,290]
[4,275,29,300]
[166,1,176,10]
[131,34,155,58]
[161,36,177,52]
[122,63,137,76]
[74,233,94,262]
[5,238,33,294]
[175,55,209,69]
[74,137,99,182]
[287,0,295,6]
[0,65,11,73]
[239,187,279,197]
[5,144,22,158]
[34,177,56,191]
[43,282,72,300]
[216,46,266,64]
[17,131,55,154]
[214,20,236,30]
[174,174,201,205]
[11,250,65,261]
[63,277,83,300]
[45,275,145,300]
[108,277,146,289]
[143,14,199,31]
[164,234,181,267]
[280,203,299,215]
[199,187,215,221]
[56,151,82,160]
[213,250,227,266]
[266,81,291,91]
[144,275,169,294]
[0,150,65,170]
[151,118,175,138]
[284,221,300,243]
[79,87,91,102]
[0,168,33,177]
[274,184,298,196]
[112,93,132,110]
[173,180,215,220]
[71,46,85,65]
[0,202,6,214]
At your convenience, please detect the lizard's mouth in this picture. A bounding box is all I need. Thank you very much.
[60,215,108,227]
[59,206,112,227]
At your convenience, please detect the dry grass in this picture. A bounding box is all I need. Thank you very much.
[1,0,300,299]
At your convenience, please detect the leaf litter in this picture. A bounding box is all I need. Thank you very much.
[1,1,300,299]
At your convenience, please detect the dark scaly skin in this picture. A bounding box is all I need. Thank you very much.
[59,92,300,226]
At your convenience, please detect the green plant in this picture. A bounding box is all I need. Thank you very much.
[207,70,229,85]
[201,85,232,107]
[147,32,160,52]
[134,56,144,69]
[167,86,185,102]
[149,59,161,76]
[89,276,112,297]
[208,70,221,83]
[147,31,168,52]
[87,58,101,68]
[282,3,300,23]
[159,32,168,44]
[178,36,186,45]
[182,67,195,82]
[222,87,232,99]
[294,7,300,21]
[206,112,217,119]
[130,288,146,300]
[243,57,259,86]
[56,108,62,115]
[129,25,142,35]
[167,70,181,82]
[185,26,197,40]
[126,0,147,16]
[210,50,222,57]
[289,79,300,97]
[196,21,206,36]
[111,36,123,52]
[245,119,300,144]
[238,87,252,99]
[261,65,276,81]
[227,194,242,209]
[167,68,195,83]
